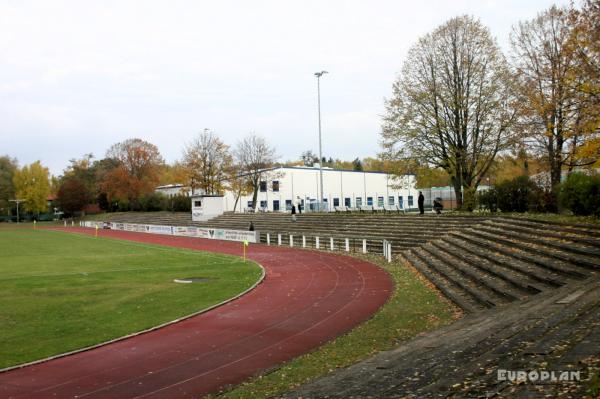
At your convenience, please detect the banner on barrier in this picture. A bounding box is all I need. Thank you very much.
[82,221,258,243]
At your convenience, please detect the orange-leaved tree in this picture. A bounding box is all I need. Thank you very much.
[101,138,164,205]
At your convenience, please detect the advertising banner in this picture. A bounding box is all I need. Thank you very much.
[83,221,257,243]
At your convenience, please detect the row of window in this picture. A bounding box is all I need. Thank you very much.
[259,181,279,192]
[248,196,415,210]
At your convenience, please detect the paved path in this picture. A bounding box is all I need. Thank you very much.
[0,228,393,399]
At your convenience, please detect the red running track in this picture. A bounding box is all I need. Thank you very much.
[0,228,393,399]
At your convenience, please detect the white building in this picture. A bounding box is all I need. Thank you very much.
[154,184,192,197]
[222,165,417,213]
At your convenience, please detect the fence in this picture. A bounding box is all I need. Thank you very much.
[261,231,393,262]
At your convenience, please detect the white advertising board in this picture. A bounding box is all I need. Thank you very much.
[82,221,258,243]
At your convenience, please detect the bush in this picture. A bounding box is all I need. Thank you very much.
[557,173,600,216]
[170,195,191,212]
[477,187,499,212]
[461,187,477,212]
[490,175,557,213]
[495,176,537,212]
[529,188,558,213]
[138,193,169,212]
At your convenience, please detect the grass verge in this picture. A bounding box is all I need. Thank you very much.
[208,253,459,399]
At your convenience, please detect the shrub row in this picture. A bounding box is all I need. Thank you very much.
[477,173,599,216]
[111,193,191,213]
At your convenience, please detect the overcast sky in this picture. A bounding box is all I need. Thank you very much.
[1,0,568,176]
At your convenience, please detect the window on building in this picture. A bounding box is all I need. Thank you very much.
[398,196,404,208]
[408,196,414,207]
[345,197,351,207]
[285,199,292,210]
[247,200,254,209]
[356,197,362,207]
[377,196,384,207]
[260,200,268,209]
[259,181,267,192]
[388,196,395,206]
[273,200,280,211]
[272,180,279,192]
[194,200,202,208]
[367,197,373,206]
[333,198,340,207]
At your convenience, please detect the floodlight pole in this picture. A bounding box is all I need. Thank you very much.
[315,70,328,212]
[9,199,26,224]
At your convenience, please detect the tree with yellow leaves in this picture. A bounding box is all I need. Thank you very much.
[510,4,599,189]
[12,161,51,214]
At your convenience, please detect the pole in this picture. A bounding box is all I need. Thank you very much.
[315,71,328,212]
[9,199,25,224]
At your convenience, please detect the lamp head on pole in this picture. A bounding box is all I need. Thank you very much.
[314,71,328,78]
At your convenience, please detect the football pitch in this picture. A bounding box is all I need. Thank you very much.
[0,226,262,369]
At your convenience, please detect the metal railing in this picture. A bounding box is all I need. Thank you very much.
[261,232,392,262]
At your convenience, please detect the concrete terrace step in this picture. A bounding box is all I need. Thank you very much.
[430,239,536,297]
[478,222,600,258]
[463,229,591,279]
[441,235,557,290]
[497,216,600,237]
[412,246,498,308]
[469,228,599,272]
[400,251,484,313]
[486,219,600,248]
[283,277,600,399]
[421,242,521,303]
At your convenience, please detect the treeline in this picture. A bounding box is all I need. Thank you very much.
[0,132,279,218]
[381,1,599,210]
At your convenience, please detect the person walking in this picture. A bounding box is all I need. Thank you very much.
[291,204,297,222]
[418,191,425,215]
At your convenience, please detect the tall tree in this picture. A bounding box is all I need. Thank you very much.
[102,138,164,204]
[56,177,90,215]
[182,130,233,195]
[0,156,18,215]
[227,164,253,212]
[158,162,189,186]
[352,158,363,171]
[301,150,318,166]
[382,16,517,208]
[510,5,598,187]
[566,0,600,168]
[12,161,50,214]
[61,154,96,204]
[234,133,277,210]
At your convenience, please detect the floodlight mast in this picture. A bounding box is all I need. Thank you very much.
[314,70,328,212]
[9,199,26,224]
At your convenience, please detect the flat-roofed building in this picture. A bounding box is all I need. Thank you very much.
[222,165,417,213]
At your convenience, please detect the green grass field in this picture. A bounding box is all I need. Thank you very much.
[0,227,262,369]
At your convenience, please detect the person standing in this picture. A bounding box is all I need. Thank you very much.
[291,204,297,222]
[418,191,425,215]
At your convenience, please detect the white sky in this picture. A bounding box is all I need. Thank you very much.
[0,0,568,176]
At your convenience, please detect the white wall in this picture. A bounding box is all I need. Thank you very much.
[223,167,417,212]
